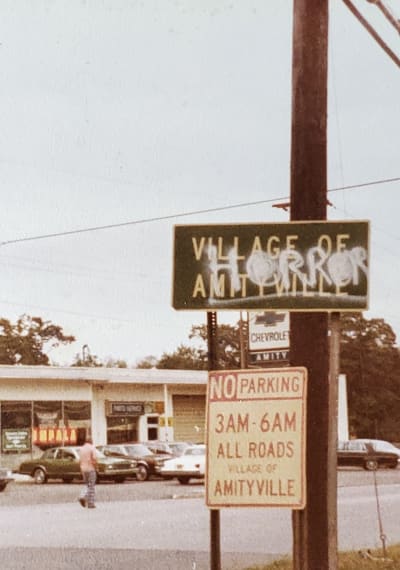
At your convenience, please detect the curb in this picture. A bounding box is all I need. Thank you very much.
[11,474,33,484]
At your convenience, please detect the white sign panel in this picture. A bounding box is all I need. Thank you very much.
[206,367,307,509]
[248,311,290,352]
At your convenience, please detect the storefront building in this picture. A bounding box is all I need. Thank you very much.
[0,366,207,469]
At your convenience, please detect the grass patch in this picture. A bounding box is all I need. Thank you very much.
[245,545,400,569]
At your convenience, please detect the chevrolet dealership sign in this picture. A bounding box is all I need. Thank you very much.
[173,221,369,311]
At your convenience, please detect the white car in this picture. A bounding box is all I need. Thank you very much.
[160,444,206,484]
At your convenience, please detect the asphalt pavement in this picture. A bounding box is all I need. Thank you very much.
[2,469,400,569]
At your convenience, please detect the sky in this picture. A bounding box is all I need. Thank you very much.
[0,1,399,366]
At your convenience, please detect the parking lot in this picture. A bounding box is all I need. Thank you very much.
[1,468,400,570]
[1,474,205,506]
[2,466,400,508]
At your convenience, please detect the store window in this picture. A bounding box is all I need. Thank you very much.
[64,401,91,445]
[107,416,138,444]
[33,401,90,449]
[1,402,31,429]
[1,402,32,453]
[0,400,92,453]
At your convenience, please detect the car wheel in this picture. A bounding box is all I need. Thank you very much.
[136,465,149,481]
[33,468,47,484]
[114,477,126,483]
[178,476,190,485]
[365,459,378,471]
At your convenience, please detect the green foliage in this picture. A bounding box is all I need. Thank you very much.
[156,322,243,370]
[157,344,207,370]
[339,313,400,441]
[71,353,102,367]
[0,314,75,365]
[136,355,158,369]
[103,358,128,368]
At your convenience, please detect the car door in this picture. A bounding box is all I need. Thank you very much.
[40,448,60,477]
[348,440,368,467]
[53,448,81,479]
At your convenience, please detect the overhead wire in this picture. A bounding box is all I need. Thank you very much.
[0,176,399,247]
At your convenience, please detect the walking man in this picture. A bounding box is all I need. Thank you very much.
[78,435,97,509]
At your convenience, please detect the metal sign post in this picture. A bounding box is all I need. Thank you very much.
[207,311,221,570]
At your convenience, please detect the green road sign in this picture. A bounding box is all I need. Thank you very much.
[173,220,369,311]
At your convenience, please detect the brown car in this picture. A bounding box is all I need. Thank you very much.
[97,443,172,481]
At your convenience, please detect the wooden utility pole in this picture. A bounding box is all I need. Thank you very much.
[290,1,337,569]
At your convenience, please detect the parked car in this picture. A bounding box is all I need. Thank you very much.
[160,444,206,484]
[17,446,138,484]
[354,438,400,458]
[338,439,400,470]
[0,467,14,492]
[97,443,172,481]
[144,441,192,457]
[142,441,173,455]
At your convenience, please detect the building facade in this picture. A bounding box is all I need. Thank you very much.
[0,366,207,469]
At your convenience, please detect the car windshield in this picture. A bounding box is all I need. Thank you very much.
[184,446,205,456]
[95,450,107,458]
[371,440,400,454]
[124,444,152,456]
[170,443,188,454]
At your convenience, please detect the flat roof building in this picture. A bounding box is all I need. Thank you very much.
[0,366,207,470]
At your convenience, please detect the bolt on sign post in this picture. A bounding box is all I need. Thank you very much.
[206,368,307,509]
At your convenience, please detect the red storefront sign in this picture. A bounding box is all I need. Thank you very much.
[32,427,78,446]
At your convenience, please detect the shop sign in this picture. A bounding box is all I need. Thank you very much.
[206,367,307,509]
[2,428,31,452]
[158,416,173,427]
[145,401,165,414]
[108,402,144,416]
[32,427,77,446]
[248,311,290,351]
[248,350,289,366]
[173,221,369,310]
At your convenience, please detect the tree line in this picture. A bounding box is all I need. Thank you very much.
[0,313,399,440]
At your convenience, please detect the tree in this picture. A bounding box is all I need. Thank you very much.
[0,314,75,365]
[339,313,400,441]
[103,358,128,368]
[156,322,242,370]
[136,355,158,369]
[157,344,207,370]
[71,353,102,367]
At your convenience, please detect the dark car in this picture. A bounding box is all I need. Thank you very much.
[18,446,138,484]
[338,439,400,470]
[98,443,172,481]
[0,467,14,492]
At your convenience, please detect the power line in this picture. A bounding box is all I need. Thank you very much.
[342,0,400,67]
[0,175,399,247]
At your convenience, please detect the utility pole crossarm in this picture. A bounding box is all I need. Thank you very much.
[343,0,400,68]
